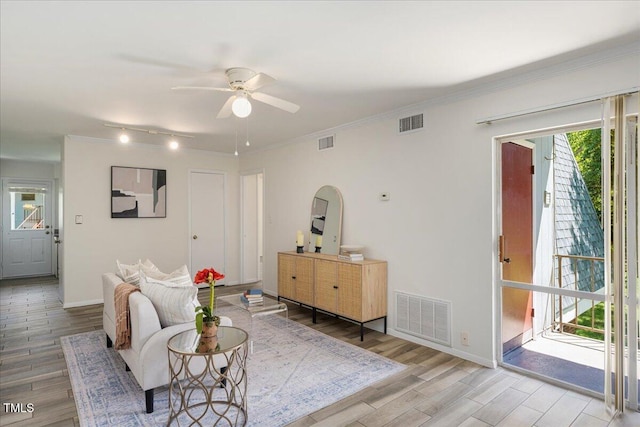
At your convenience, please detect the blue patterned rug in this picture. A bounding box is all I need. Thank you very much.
[61,309,405,426]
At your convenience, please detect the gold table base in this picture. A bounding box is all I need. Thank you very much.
[168,330,248,426]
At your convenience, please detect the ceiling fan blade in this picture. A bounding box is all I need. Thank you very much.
[250,92,300,114]
[217,95,236,119]
[117,54,203,72]
[243,73,276,92]
[172,86,234,92]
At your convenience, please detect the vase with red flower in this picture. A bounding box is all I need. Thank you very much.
[194,267,226,336]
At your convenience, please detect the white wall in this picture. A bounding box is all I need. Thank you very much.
[0,159,56,179]
[239,49,639,367]
[61,136,240,307]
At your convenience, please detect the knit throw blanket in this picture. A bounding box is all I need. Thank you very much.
[114,283,140,350]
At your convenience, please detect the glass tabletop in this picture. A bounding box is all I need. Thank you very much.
[217,293,288,316]
[168,326,247,355]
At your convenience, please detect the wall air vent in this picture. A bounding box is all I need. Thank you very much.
[395,291,451,346]
[398,113,424,134]
[318,135,335,151]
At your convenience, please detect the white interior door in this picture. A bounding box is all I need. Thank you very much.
[241,172,263,284]
[190,171,226,285]
[1,179,53,278]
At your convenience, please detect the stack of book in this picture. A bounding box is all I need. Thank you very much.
[338,248,364,262]
[240,289,264,305]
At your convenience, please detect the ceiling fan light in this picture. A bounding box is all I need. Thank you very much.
[119,133,130,143]
[169,140,179,150]
[232,96,252,118]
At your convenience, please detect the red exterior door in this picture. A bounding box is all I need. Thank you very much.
[501,142,534,354]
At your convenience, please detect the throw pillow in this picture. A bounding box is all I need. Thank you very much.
[116,259,142,285]
[141,258,161,273]
[139,274,198,327]
[140,263,192,287]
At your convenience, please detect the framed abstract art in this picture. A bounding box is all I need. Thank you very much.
[111,166,166,218]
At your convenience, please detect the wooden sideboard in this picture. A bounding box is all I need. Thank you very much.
[277,251,387,340]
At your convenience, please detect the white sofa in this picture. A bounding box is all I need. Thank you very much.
[102,272,231,413]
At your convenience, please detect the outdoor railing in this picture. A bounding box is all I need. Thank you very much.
[17,205,43,229]
[552,254,606,337]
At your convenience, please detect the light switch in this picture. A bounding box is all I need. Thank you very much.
[75,215,83,224]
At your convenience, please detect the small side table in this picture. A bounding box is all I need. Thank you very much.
[167,327,248,426]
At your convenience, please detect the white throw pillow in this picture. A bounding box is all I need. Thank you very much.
[139,274,198,327]
[140,263,192,287]
[116,259,142,285]
[141,258,161,273]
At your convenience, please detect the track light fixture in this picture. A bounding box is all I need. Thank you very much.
[105,124,193,150]
[105,124,193,139]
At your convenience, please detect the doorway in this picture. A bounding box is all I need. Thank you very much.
[189,171,226,285]
[1,179,53,278]
[240,171,263,284]
[496,101,639,411]
[500,141,534,354]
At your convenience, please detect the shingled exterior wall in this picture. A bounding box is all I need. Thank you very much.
[553,133,605,301]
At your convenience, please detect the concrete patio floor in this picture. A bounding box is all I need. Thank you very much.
[503,331,640,404]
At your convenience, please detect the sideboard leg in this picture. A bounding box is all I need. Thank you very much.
[360,323,364,341]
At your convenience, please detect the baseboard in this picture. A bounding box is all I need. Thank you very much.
[388,328,497,369]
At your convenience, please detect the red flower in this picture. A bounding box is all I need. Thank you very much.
[194,267,225,285]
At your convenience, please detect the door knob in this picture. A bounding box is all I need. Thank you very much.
[193,235,198,240]
[45,231,50,235]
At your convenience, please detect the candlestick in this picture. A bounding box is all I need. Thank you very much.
[315,235,322,247]
[296,230,304,246]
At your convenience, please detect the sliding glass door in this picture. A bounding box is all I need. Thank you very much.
[497,93,638,414]
[603,95,638,413]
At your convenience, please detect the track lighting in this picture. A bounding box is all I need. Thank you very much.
[105,124,193,150]
[231,94,252,118]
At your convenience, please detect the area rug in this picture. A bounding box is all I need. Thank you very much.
[61,308,405,426]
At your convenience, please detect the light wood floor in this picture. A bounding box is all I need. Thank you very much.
[1,277,639,427]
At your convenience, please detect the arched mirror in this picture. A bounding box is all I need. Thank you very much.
[309,185,343,255]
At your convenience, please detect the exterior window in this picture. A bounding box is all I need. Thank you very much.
[9,188,46,230]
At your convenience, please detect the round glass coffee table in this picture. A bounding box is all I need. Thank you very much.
[167,327,248,426]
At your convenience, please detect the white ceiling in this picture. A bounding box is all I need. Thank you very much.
[1,1,639,162]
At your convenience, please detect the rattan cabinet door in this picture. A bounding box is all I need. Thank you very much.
[315,259,337,312]
[294,256,314,306]
[337,263,363,320]
[278,254,296,301]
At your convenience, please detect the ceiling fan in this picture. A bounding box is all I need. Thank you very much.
[172,67,300,119]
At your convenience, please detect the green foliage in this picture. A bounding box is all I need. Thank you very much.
[567,129,603,221]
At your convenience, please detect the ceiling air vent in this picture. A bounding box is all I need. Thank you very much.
[399,113,424,134]
[318,135,334,151]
